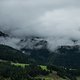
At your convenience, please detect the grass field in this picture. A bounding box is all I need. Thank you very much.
[11,63,29,68]
[77,76,80,80]
[11,62,48,70]
[40,65,47,70]
[35,75,68,80]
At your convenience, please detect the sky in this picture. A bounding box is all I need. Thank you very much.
[0,0,80,50]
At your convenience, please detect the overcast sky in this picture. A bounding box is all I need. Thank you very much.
[0,0,80,50]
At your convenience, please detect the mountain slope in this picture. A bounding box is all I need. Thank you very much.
[0,31,80,69]
[49,45,80,69]
[0,44,29,63]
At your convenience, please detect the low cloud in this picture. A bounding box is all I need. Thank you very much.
[0,37,20,49]
[0,0,80,50]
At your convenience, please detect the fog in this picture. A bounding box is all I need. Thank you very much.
[0,0,80,50]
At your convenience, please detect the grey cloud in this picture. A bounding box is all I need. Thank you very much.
[0,0,80,50]
[0,37,20,49]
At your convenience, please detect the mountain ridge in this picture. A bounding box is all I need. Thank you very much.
[0,31,80,69]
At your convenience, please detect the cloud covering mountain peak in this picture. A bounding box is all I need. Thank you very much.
[0,0,80,51]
